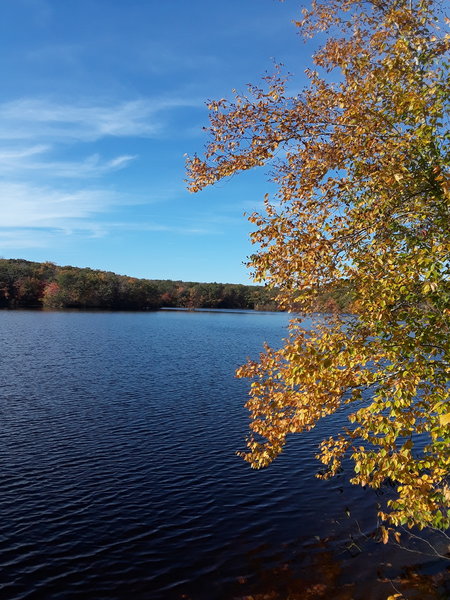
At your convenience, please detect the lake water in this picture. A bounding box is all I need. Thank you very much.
[0,310,448,600]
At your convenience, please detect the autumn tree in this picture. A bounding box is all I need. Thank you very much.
[188,0,450,532]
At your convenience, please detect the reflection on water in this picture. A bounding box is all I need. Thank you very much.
[0,309,448,599]
[227,513,450,600]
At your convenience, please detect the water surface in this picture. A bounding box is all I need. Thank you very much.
[0,310,447,599]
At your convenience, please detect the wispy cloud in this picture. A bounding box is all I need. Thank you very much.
[0,145,137,178]
[0,178,212,246]
[0,97,201,142]
[0,181,120,229]
[0,94,204,249]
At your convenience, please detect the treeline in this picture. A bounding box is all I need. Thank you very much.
[0,259,354,312]
[0,259,279,311]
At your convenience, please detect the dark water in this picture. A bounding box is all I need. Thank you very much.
[0,310,448,600]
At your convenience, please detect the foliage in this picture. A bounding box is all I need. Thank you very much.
[187,0,450,531]
[0,258,352,312]
[0,258,288,311]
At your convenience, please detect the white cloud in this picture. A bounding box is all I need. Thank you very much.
[0,181,117,230]
[0,94,203,249]
[0,180,206,247]
[0,97,201,142]
[0,145,137,178]
[0,145,50,160]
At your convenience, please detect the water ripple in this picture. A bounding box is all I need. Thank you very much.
[0,310,446,600]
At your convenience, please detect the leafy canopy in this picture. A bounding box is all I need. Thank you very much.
[187,0,450,531]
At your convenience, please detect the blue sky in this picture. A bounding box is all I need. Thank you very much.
[0,0,312,284]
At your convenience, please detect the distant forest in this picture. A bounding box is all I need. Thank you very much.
[0,259,354,312]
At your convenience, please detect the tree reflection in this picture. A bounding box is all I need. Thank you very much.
[230,532,449,600]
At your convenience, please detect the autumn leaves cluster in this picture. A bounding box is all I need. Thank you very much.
[188,0,449,530]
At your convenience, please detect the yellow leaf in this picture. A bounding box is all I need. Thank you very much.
[439,413,450,427]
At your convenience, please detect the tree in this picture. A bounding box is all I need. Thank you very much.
[188,0,449,532]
